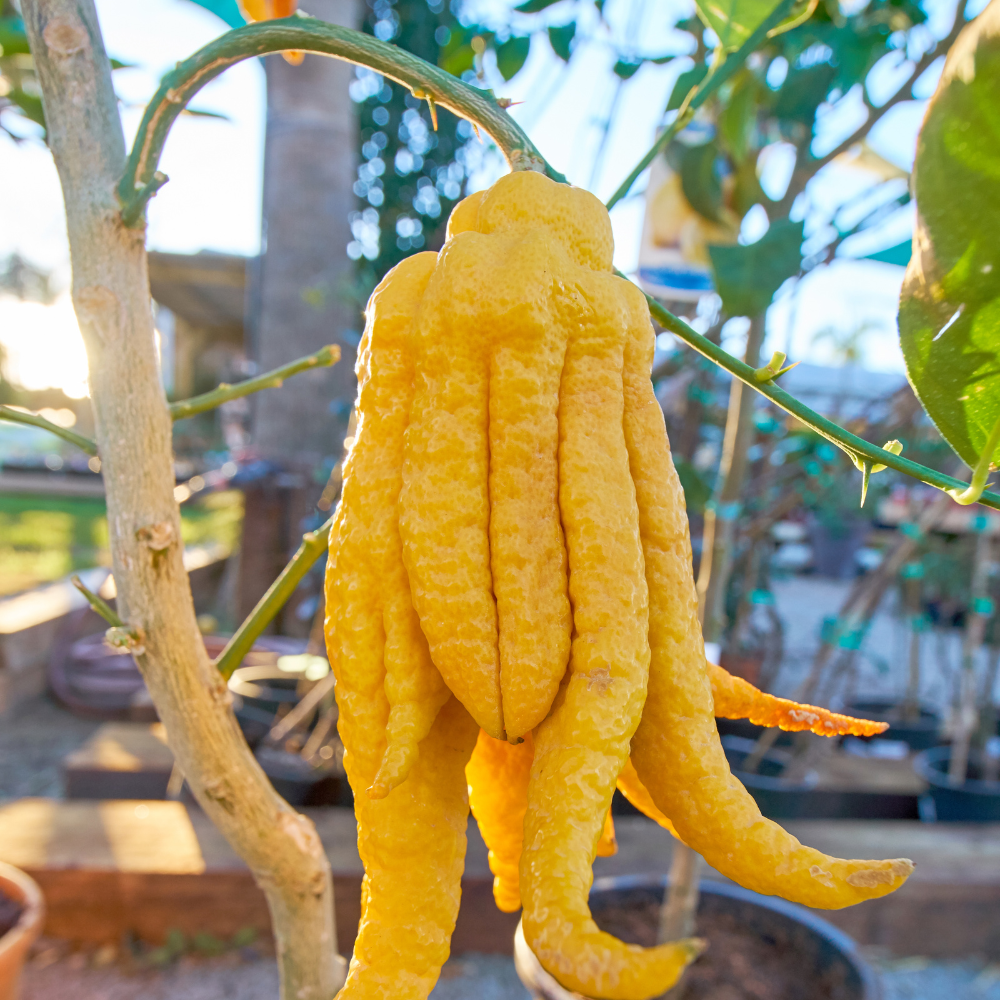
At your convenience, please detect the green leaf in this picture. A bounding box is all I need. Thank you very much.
[181,107,231,120]
[697,0,783,50]
[0,17,30,56]
[666,64,708,111]
[898,5,1000,472]
[717,70,757,160]
[548,22,576,61]
[709,218,803,317]
[515,0,561,12]
[613,58,643,80]
[773,62,836,124]
[496,36,531,81]
[439,41,476,77]
[865,241,911,267]
[5,87,45,129]
[680,141,724,223]
[673,456,712,515]
[183,0,246,29]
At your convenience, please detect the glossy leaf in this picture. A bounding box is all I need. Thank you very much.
[709,218,804,317]
[515,0,561,11]
[613,58,643,79]
[717,70,757,160]
[496,36,530,80]
[680,141,724,223]
[697,0,784,50]
[0,17,31,56]
[547,22,576,61]
[666,64,708,111]
[773,62,836,123]
[899,4,1000,470]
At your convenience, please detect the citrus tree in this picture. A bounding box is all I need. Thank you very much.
[9,0,1000,999]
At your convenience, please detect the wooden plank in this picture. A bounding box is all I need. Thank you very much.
[5,801,1000,958]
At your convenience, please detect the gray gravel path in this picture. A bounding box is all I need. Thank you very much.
[20,952,531,1000]
[0,694,100,801]
[21,950,1000,1000]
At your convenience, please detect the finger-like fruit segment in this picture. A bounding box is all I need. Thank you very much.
[520,267,699,1000]
[467,729,534,913]
[708,662,890,738]
[357,254,451,799]
[619,283,913,911]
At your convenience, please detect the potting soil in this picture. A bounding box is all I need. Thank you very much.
[0,886,23,938]
[594,897,844,1000]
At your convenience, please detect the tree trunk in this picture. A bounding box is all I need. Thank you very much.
[23,4,344,996]
[949,524,994,786]
[252,0,361,466]
[696,313,766,643]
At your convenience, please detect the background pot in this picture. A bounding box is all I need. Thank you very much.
[914,745,1000,821]
[0,863,44,1000]
[848,700,941,752]
[514,875,881,1000]
[723,735,919,820]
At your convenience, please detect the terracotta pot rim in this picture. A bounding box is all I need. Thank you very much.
[0,861,45,959]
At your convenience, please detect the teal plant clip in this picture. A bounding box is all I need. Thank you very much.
[753,351,799,383]
[947,414,1000,506]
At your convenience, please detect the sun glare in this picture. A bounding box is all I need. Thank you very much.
[0,294,91,399]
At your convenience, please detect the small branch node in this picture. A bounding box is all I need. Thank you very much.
[754,351,799,383]
[137,520,176,551]
[120,171,169,228]
[947,415,1000,506]
[106,625,147,657]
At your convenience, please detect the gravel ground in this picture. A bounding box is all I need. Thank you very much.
[0,694,100,801]
[20,951,532,1000]
[19,949,1000,1000]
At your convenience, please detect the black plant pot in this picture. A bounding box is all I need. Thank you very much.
[514,875,882,1000]
[253,746,348,807]
[723,736,919,821]
[717,716,795,747]
[847,700,941,752]
[914,745,1000,821]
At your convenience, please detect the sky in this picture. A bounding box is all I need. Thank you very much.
[0,0,971,398]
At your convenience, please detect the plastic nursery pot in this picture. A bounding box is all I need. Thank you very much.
[716,716,795,748]
[253,746,349,807]
[723,736,919,821]
[847,700,941,753]
[913,746,1000,822]
[514,875,881,1000]
[0,862,45,1000]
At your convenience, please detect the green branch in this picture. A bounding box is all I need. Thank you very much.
[170,344,341,422]
[215,518,333,681]
[0,404,98,455]
[71,574,122,626]
[119,16,561,224]
[640,286,1000,512]
[604,0,797,212]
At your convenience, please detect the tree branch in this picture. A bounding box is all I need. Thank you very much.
[639,281,1000,510]
[119,16,560,225]
[215,518,333,681]
[0,404,98,455]
[605,0,797,212]
[71,573,121,626]
[22,4,343,997]
[170,344,341,421]
[777,10,965,212]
